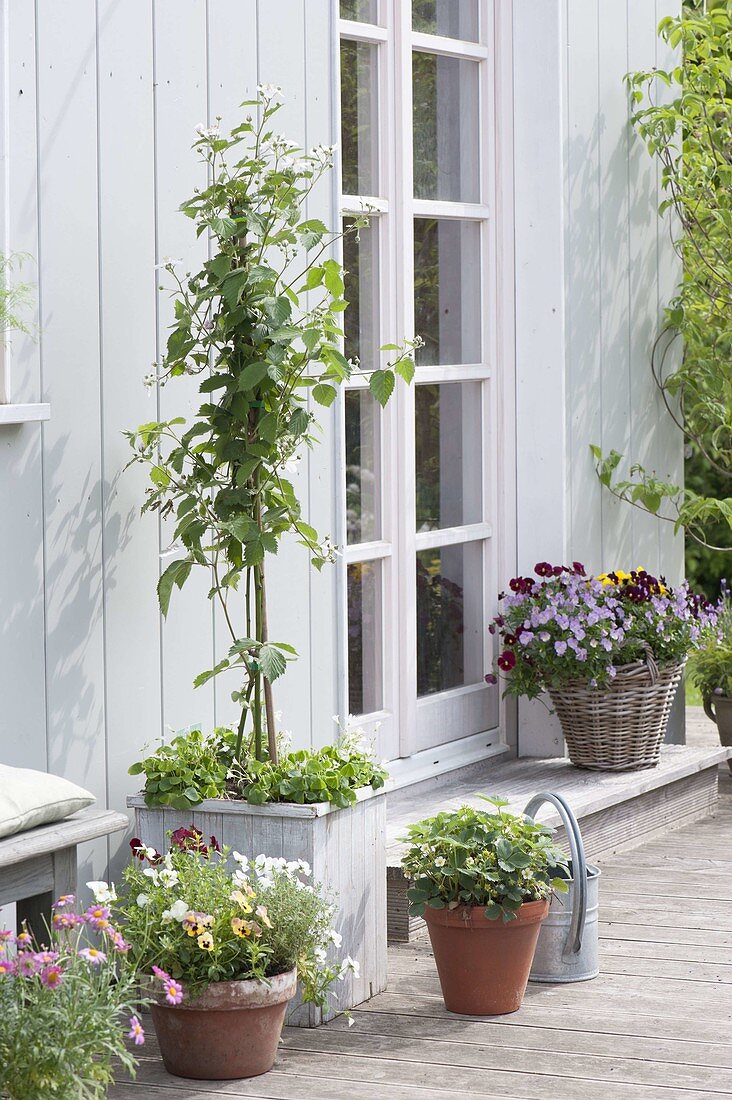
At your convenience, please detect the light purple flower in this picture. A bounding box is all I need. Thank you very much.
[554,640,567,656]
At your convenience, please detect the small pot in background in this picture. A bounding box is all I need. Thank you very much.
[704,695,732,775]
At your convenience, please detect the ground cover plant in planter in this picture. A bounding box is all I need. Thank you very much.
[486,563,715,771]
[689,581,732,773]
[0,897,143,1100]
[125,84,415,1020]
[402,798,569,1015]
[114,830,353,1079]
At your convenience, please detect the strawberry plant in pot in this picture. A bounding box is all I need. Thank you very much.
[401,799,569,1015]
[486,564,716,771]
[125,85,414,1023]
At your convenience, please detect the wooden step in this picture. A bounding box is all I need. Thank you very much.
[386,744,730,943]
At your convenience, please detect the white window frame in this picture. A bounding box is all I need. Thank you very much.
[336,0,516,775]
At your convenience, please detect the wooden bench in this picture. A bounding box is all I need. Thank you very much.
[0,809,129,935]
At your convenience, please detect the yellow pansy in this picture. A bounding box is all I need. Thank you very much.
[197,931,214,951]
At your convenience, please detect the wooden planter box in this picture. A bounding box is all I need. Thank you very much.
[127,786,387,1026]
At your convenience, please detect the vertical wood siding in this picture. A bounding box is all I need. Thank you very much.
[0,0,338,881]
[513,0,682,755]
[564,0,684,580]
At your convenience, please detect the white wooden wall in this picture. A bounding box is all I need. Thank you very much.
[513,0,684,754]
[0,0,688,876]
[0,0,339,882]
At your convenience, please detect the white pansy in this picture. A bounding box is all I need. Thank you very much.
[159,868,180,889]
[86,880,116,905]
[161,899,189,924]
[136,893,149,908]
[337,956,360,981]
[142,867,160,885]
[232,851,249,869]
[326,929,342,948]
[313,946,327,964]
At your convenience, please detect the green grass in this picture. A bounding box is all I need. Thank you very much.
[686,680,703,707]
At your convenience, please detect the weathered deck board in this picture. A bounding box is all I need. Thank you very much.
[110,768,732,1099]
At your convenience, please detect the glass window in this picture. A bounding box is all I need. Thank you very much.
[340,40,379,196]
[340,0,379,23]
[345,390,381,544]
[416,382,482,530]
[343,218,379,368]
[412,0,479,42]
[416,543,483,696]
[348,561,383,714]
[413,52,480,203]
[414,218,481,365]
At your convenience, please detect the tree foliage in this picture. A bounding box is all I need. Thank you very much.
[126,88,415,764]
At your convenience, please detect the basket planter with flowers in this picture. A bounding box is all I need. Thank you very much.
[401,798,569,1015]
[486,563,715,771]
[113,829,355,1080]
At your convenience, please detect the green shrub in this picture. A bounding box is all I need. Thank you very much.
[689,583,732,701]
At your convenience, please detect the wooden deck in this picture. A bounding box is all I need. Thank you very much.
[112,761,732,1099]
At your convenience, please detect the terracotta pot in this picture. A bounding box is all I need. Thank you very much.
[423,899,549,1015]
[150,968,297,1079]
[704,694,732,775]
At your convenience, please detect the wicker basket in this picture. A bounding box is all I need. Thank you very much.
[547,657,684,772]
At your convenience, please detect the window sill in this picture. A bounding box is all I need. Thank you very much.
[0,403,51,425]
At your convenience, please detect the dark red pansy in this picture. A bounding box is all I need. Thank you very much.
[534,561,553,577]
[484,673,498,685]
[497,650,516,672]
[129,838,146,861]
[572,561,586,576]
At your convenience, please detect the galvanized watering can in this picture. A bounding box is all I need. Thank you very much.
[523,791,600,983]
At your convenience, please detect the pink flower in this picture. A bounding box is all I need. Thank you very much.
[0,930,13,943]
[0,959,15,977]
[33,951,59,967]
[107,930,130,953]
[163,978,184,1005]
[128,1015,145,1046]
[54,894,75,909]
[53,912,83,931]
[84,905,111,931]
[40,964,64,989]
[15,930,33,950]
[78,947,107,966]
[16,953,39,977]
[152,966,184,1005]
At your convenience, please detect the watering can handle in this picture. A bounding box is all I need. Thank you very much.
[522,791,588,958]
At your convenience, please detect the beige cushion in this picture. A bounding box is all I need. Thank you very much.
[0,765,95,840]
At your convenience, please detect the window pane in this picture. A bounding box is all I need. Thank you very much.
[345,390,381,544]
[340,0,378,22]
[416,382,482,530]
[414,218,481,365]
[343,218,379,368]
[417,543,483,696]
[412,0,479,41]
[340,40,378,196]
[413,53,479,202]
[348,561,383,714]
